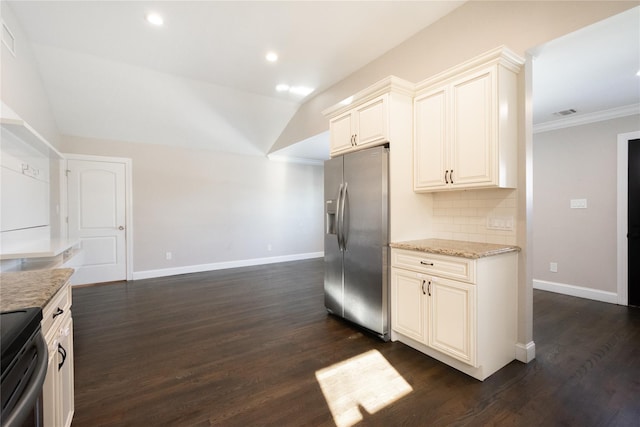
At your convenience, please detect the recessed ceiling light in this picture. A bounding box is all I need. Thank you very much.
[266,52,278,63]
[146,13,164,26]
[275,84,314,97]
[339,96,354,106]
[289,86,314,97]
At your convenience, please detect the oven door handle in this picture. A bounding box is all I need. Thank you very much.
[3,332,48,427]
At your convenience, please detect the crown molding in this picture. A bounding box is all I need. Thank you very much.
[322,75,415,118]
[533,103,640,134]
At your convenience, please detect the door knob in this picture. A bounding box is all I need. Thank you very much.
[118,226,125,230]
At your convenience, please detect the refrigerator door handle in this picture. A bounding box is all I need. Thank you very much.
[339,182,348,250]
[336,183,344,251]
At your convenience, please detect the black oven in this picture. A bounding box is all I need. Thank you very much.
[1,307,48,427]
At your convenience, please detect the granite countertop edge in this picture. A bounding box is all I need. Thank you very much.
[0,268,74,312]
[390,238,521,259]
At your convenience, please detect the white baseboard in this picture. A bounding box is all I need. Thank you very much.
[132,252,324,280]
[533,279,618,304]
[515,341,536,363]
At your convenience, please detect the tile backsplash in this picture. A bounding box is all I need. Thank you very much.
[431,188,517,245]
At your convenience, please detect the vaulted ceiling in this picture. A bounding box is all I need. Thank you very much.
[6,1,464,156]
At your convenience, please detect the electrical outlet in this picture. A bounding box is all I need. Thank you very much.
[550,262,558,273]
[166,252,172,260]
[486,216,514,231]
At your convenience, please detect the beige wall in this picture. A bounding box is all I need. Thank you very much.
[533,115,640,294]
[61,136,324,274]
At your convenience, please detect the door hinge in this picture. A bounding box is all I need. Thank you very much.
[65,216,68,224]
[65,169,71,177]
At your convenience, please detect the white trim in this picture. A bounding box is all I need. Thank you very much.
[533,104,640,134]
[266,154,324,166]
[64,153,134,281]
[533,279,618,304]
[617,131,640,306]
[2,20,16,57]
[132,251,324,281]
[414,45,525,93]
[322,75,415,118]
[515,341,536,363]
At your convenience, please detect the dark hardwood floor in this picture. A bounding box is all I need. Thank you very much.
[71,259,640,426]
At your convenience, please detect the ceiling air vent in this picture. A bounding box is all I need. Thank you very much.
[553,108,577,117]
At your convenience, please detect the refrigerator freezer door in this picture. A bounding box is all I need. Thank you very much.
[342,146,389,336]
[324,156,344,316]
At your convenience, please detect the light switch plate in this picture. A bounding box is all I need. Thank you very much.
[570,199,587,209]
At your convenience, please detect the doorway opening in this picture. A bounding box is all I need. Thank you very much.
[618,133,640,306]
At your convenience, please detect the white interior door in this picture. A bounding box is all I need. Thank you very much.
[67,159,127,285]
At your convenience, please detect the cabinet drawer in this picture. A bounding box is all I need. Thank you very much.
[42,282,71,337]
[391,249,475,283]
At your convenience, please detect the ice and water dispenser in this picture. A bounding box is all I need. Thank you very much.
[325,199,337,235]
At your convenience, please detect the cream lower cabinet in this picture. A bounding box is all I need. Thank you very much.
[42,280,74,427]
[391,248,516,380]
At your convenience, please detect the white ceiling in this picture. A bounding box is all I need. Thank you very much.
[6,0,464,156]
[532,6,639,129]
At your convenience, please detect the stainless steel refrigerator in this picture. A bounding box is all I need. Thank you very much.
[324,145,389,341]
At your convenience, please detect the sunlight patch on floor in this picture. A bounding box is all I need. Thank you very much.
[315,349,413,427]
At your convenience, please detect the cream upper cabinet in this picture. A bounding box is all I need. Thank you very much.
[328,111,354,155]
[413,47,524,192]
[414,87,447,189]
[324,77,414,157]
[329,94,388,155]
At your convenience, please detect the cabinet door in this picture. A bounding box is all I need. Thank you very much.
[58,315,75,427]
[450,67,496,188]
[429,276,476,366]
[354,95,387,148]
[42,338,58,427]
[391,268,427,343]
[329,111,353,156]
[414,88,448,191]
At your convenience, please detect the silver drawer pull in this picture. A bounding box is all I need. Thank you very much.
[420,261,434,266]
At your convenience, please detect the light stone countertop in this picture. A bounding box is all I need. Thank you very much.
[390,238,520,259]
[0,268,74,312]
